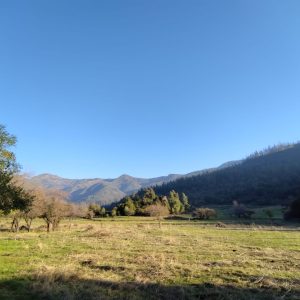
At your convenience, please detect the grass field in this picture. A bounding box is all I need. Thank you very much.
[0,216,299,300]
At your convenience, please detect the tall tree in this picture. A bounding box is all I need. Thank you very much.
[0,124,32,216]
[181,193,190,211]
[0,124,18,172]
[168,190,184,214]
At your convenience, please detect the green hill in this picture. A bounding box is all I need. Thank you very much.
[154,143,300,206]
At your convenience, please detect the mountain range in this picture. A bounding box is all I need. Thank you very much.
[29,161,240,205]
[30,143,300,208]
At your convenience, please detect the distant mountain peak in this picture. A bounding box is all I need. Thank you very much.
[29,159,240,205]
[34,173,63,179]
[117,174,134,179]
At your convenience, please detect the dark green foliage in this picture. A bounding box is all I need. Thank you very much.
[284,197,300,221]
[0,156,33,215]
[117,197,136,216]
[0,124,33,214]
[154,143,300,206]
[142,188,157,205]
[0,124,19,172]
[88,203,106,218]
[181,193,190,211]
[168,190,184,214]
[116,188,189,216]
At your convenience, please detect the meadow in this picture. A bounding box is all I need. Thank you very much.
[0,214,299,300]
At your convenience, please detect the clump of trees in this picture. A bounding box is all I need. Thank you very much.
[0,124,87,233]
[192,208,217,220]
[87,203,106,219]
[114,188,190,217]
[9,181,81,232]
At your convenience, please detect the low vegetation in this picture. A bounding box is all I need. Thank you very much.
[192,207,217,220]
[1,124,300,299]
[0,217,299,300]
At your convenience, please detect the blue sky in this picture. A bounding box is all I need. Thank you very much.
[0,1,299,178]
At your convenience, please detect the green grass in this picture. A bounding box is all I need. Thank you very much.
[0,216,299,299]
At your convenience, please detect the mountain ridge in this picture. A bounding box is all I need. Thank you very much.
[154,143,300,206]
[29,161,239,205]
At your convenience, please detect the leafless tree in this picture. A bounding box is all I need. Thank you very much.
[144,204,169,228]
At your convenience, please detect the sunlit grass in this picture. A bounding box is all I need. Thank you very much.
[0,216,299,299]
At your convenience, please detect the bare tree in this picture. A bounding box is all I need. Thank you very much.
[32,189,69,232]
[10,209,23,232]
[193,208,217,220]
[144,204,169,228]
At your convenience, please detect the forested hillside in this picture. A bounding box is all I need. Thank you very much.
[29,164,236,205]
[29,173,183,205]
[154,144,300,206]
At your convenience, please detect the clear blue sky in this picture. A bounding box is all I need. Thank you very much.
[0,1,299,179]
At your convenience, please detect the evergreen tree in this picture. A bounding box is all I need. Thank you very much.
[142,188,157,206]
[168,190,183,214]
[119,197,136,216]
[111,207,117,217]
[181,193,190,211]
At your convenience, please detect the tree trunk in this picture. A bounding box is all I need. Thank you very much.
[47,222,51,233]
[24,216,33,232]
[11,217,19,232]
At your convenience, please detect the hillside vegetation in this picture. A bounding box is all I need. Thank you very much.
[114,188,190,217]
[154,144,300,207]
[29,163,238,205]
[30,174,183,205]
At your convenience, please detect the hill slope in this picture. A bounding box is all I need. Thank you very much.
[29,173,184,205]
[30,161,239,205]
[154,144,300,206]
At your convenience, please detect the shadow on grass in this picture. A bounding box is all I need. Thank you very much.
[0,274,299,300]
[164,215,300,229]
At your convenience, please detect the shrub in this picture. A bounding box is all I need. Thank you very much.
[143,204,169,217]
[193,208,217,220]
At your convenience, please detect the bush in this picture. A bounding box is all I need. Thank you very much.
[143,204,169,217]
[193,208,217,220]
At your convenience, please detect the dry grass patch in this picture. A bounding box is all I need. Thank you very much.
[0,217,299,299]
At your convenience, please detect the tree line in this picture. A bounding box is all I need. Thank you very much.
[112,188,190,217]
[1,124,299,227]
